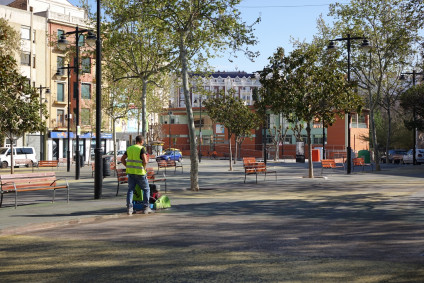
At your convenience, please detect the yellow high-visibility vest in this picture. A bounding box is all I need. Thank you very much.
[126,145,146,175]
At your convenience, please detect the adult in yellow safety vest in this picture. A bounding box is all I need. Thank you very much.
[121,135,152,215]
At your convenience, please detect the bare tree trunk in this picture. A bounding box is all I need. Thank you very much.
[228,134,233,171]
[306,122,313,178]
[180,42,199,191]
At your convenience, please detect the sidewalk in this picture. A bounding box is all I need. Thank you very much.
[0,159,422,235]
[1,159,424,281]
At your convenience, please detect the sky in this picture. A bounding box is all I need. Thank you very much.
[69,0,350,73]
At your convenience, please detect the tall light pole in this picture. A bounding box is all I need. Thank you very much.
[327,34,371,174]
[58,27,96,180]
[57,64,74,172]
[37,85,50,161]
[400,70,422,165]
[168,110,172,149]
[94,0,103,199]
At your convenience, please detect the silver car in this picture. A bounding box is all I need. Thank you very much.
[402,149,424,165]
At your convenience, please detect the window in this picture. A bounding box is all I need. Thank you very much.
[57,56,64,75]
[81,108,90,125]
[32,54,36,68]
[57,109,65,127]
[57,29,64,39]
[82,57,91,73]
[81,83,91,99]
[284,135,292,144]
[21,26,30,40]
[313,135,324,145]
[57,82,65,102]
[73,82,78,99]
[78,34,84,46]
[20,52,30,66]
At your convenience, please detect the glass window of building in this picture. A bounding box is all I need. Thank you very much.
[82,57,91,73]
[57,56,64,75]
[81,83,91,99]
[57,109,65,127]
[21,26,30,40]
[57,82,65,102]
[81,108,90,125]
[20,52,30,66]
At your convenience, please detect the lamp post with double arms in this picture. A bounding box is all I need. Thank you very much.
[57,64,74,172]
[37,85,50,161]
[327,34,372,174]
[400,70,422,165]
[58,27,96,180]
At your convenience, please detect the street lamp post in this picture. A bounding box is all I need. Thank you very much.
[327,34,371,174]
[37,85,50,161]
[58,26,96,180]
[57,64,74,172]
[94,0,103,199]
[400,70,422,165]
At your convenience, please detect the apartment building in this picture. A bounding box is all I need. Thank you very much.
[1,0,113,164]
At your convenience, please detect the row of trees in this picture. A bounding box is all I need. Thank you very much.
[97,0,259,190]
[95,0,424,182]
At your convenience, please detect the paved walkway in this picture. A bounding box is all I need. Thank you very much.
[1,159,423,281]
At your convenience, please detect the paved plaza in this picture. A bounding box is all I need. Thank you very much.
[0,159,423,282]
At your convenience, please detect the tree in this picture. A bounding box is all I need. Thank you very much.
[0,55,47,173]
[99,1,174,141]
[133,0,259,191]
[400,83,424,132]
[257,44,359,178]
[328,0,424,170]
[204,92,260,171]
[0,18,20,56]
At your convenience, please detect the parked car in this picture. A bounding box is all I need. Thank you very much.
[380,149,407,164]
[0,147,37,168]
[156,149,183,162]
[402,149,424,165]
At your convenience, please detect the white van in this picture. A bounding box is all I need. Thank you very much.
[0,147,38,168]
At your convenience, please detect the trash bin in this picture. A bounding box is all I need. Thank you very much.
[312,149,320,162]
[296,141,305,163]
[358,150,371,163]
[103,156,112,176]
[79,155,84,168]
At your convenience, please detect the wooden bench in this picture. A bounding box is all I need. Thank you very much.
[157,159,183,174]
[243,158,277,184]
[115,168,167,196]
[0,172,69,208]
[147,168,167,193]
[321,159,345,174]
[36,160,59,171]
[352,157,373,172]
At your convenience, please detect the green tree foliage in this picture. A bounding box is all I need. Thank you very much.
[257,44,359,178]
[0,18,20,56]
[0,55,47,173]
[328,0,423,169]
[100,0,174,140]
[204,92,260,171]
[132,0,259,191]
[400,84,424,131]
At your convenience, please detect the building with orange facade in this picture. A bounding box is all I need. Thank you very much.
[159,71,370,161]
